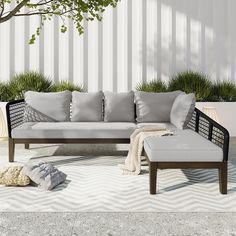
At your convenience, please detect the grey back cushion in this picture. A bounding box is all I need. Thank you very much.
[170,93,196,129]
[135,91,182,122]
[71,91,103,122]
[24,91,71,122]
[22,162,67,191]
[104,91,135,122]
[23,105,56,122]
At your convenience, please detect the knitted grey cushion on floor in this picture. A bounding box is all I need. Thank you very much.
[22,162,67,190]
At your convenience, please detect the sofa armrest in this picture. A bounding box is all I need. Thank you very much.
[187,107,230,161]
[6,100,26,138]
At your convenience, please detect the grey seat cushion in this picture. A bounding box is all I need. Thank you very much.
[24,91,72,122]
[170,93,195,129]
[12,122,137,139]
[71,91,103,122]
[104,91,135,122]
[135,91,182,122]
[137,122,177,131]
[22,162,67,190]
[144,129,223,162]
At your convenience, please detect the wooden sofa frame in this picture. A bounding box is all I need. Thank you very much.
[6,99,230,194]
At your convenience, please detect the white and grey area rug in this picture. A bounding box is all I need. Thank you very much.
[0,143,236,212]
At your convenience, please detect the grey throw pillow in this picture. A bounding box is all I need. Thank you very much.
[22,162,67,190]
[71,91,103,122]
[24,91,72,122]
[170,93,196,129]
[135,91,182,122]
[104,91,135,122]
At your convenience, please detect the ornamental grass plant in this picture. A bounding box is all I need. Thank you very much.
[9,71,52,99]
[168,71,213,101]
[51,81,84,92]
[136,80,168,93]
[135,71,236,102]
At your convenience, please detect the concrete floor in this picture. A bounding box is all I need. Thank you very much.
[0,212,236,236]
[0,138,236,236]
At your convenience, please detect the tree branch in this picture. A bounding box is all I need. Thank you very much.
[15,11,53,16]
[0,0,29,23]
[0,0,119,44]
[14,8,74,17]
[0,0,4,18]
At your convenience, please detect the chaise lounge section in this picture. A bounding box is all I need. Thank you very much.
[144,109,229,194]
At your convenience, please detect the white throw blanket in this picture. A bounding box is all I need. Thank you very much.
[119,125,173,175]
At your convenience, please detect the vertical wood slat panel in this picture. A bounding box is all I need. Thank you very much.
[0,4,10,82]
[14,13,25,74]
[98,20,103,91]
[0,0,236,91]
[189,0,201,72]
[161,2,172,83]
[228,0,236,82]
[175,2,187,73]
[9,1,15,78]
[103,6,113,91]
[29,14,40,71]
[68,19,74,83]
[117,0,128,92]
[131,0,142,89]
[73,20,84,87]
[113,6,118,92]
[43,19,55,79]
[54,17,59,83]
[146,0,155,82]
[24,12,30,72]
[141,0,147,83]
[83,20,88,90]
[59,18,69,81]
[213,0,229,81]
[88,20,98,91]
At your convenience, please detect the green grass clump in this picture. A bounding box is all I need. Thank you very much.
[210,81,236,102]
[1,69,236,102]
[168,71,213,101]
[0,72,85,102]
[9,71,52,99]
[136,80,167,93]
[0,82,15,102]
[51,81,84,92]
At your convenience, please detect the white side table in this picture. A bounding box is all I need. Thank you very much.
[202,106,220,123]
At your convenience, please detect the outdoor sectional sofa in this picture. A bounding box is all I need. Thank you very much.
[6,90,229,194]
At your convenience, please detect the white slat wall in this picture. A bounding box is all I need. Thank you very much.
[0,0,236,91]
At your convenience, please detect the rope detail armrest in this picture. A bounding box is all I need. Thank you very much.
[187,108,230,161]
[6,100,25,138]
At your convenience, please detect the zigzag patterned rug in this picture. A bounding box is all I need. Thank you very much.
[0,145,236,212]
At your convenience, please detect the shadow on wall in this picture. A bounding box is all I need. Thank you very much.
[1,0,235,91]
[141,0,235,83]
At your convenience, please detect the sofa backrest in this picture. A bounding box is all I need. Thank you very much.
[24,90,183,123]
[134,91,182,123]
[24,91,72,122]
[71,91,103,122]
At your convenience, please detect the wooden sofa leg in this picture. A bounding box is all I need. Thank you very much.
[149,162,158,194]
[25,143,29,149]
[219,162,228,194]
[8,138,15,163]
